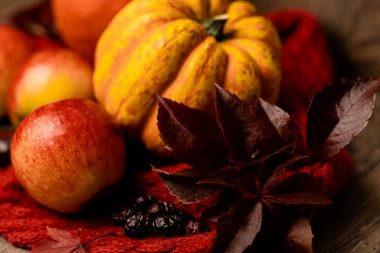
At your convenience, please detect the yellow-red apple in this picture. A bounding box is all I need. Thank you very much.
[11,99,126,213]
[0,25,37,117]
[7,47,94,126]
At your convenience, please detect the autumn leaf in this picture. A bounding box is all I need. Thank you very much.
[31,227,87,253]
[198,168,257,195]
[211,200,263,253]
[153,167,221,204]
[260,98,306,154]
[155,80,380,253]
[31,227,115,253]
[307,78,380,160]
[263,172,331,206]
[214,84,285,163]
[157,95,228,171]
[156,85,327,252]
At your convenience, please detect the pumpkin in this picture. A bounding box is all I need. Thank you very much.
[94,0,281,155]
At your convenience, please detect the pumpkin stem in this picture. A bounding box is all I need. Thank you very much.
[202,14,228,41]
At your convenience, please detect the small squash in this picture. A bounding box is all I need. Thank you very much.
[94,0,281,155]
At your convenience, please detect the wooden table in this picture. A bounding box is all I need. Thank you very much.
[1,0,380,252]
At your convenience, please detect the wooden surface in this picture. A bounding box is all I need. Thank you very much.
[1,0,380,252]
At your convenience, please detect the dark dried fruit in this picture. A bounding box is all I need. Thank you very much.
[113,195,209,238]
[125,211,148,237]
[112,206,133,226]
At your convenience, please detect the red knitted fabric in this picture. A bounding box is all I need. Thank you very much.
[266,10,335,112]
[0,10,354,252]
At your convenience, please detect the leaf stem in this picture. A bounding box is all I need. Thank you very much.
[71,232,117,252]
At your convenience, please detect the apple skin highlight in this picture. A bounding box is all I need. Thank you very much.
[7,47,94,126]
[10,99,126,214]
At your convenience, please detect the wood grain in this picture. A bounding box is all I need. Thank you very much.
[1,0,380,252]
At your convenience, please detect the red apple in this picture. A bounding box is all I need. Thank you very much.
[7,47,94,126]
[11,99,126,213]
[0,25,37,117]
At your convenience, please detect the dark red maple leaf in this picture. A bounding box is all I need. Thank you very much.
[155,79,380,253]
[307,78,380,160]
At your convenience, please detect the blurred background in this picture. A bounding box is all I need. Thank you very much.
[256,0,380,78]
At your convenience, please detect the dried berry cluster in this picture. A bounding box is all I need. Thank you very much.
[112,195,209,238]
